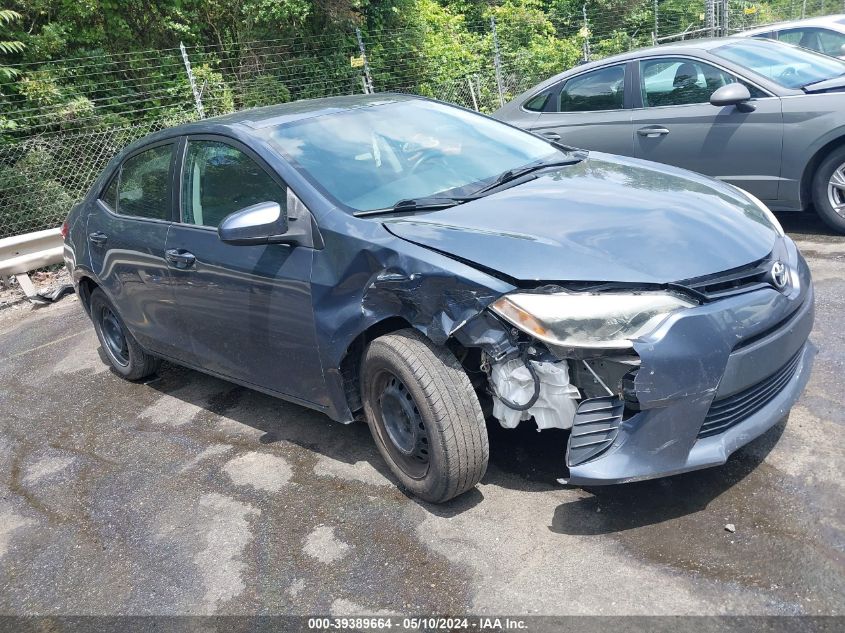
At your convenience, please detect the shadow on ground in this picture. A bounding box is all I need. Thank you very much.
[138,361,488,516]
[550,419,785,535]
[776,209,839,239]
[135,357,786,527]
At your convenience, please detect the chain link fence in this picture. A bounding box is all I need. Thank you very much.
[0,0,843,242]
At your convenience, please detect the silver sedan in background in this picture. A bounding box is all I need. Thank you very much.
[738,14,845,60]
[494,38,845,233]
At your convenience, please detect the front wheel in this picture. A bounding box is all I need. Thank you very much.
[90,288,161,380]
[361,329,488,503]
[812,146,845,234]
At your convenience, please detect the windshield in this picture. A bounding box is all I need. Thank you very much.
[264,99,558,212]
[712,39,845,88]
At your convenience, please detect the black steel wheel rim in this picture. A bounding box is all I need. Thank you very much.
[374,371,429,479]
[100,305,129,367]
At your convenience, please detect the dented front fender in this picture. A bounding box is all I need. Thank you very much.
[309,211,514,422]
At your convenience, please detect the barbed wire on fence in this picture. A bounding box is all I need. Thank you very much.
[1,0,843,240]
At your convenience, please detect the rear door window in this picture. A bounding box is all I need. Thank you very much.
[776,27,845,56]
[816,29,845,56]
[558,65,625,112]
[114,144,174,220]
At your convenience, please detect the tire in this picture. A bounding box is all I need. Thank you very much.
[89,288,161,380]
[812,145,845,234]
[361,329,488,503]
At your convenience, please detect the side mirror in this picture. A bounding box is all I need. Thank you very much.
[710,83,755,112]
[218,201,287,246]
[839,43,845,57]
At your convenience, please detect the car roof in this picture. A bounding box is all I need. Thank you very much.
[738,14,845,35]
[553,36,769,69]
[517,36,773,93]
[206,93,417,129]
[119,93,420,156]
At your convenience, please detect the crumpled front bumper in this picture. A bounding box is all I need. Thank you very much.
[566,249,815,486]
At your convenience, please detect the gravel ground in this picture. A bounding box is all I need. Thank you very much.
[0,213,842,618]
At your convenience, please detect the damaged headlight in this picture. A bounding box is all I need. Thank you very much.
[489,291,696,350]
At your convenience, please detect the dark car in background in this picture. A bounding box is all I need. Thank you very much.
[64,95,813,502]
[494,37,845,233]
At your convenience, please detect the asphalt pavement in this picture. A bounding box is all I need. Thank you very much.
[0,212,842,617]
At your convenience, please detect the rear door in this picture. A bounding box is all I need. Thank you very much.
[86,140,183,356]
[631,56,784,201]
[164,136,325,405]
[526,62,635,155]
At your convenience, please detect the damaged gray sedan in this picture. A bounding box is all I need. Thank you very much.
[64,94,814,503]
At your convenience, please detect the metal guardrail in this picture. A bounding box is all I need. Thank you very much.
[0,227,64,298]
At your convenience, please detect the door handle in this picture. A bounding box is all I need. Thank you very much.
[88,231,108,245]
[165,249,196,269]
[637,126,670,138]
[540,131,561,141]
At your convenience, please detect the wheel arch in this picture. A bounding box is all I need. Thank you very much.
[76,273,100,316]
[800,134,845,209]
[337,316,416,418]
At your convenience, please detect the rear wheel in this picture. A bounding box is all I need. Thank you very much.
[90,288,161,380]
[361,329,488,503]
[812,146,845,234]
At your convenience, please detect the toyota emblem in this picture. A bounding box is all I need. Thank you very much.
[771,261,789,290]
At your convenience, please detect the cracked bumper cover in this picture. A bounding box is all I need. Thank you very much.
[566,257,815,486]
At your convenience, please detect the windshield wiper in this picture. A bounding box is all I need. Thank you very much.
[473,155,585,196]
[802,72,845,92]
[550,140,587,155]
[353,196,472,217]
[354,149,587,217]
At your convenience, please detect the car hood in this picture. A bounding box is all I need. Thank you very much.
[803,74,845,93]
[382,153,779,284]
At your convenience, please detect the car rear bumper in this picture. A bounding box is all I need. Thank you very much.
[565,251,815,486]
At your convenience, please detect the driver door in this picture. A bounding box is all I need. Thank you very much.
[164,136,325,406]
[633,57,783,200]
[632,56,784,201]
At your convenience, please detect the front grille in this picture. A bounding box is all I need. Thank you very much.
[680,257,773,300]
[698,350,802,439]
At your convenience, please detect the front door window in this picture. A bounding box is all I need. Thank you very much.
[639,58,764,108]
[181,140,286,228]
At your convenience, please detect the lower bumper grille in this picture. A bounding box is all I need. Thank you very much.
[567,397,624,466]
[698,349,803,439]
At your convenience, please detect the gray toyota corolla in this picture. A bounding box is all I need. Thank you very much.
[63,94,814,503]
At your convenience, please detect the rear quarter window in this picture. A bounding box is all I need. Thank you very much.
[523,91,551,112]
[100,171,119,210]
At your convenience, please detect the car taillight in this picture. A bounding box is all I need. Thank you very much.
[60,220,69,239]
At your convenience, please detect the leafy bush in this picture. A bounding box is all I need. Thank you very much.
[191,64,234,116]
[241,75,291,109]
[0,147,73,238]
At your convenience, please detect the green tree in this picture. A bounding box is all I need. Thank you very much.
[0,8,24,79]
